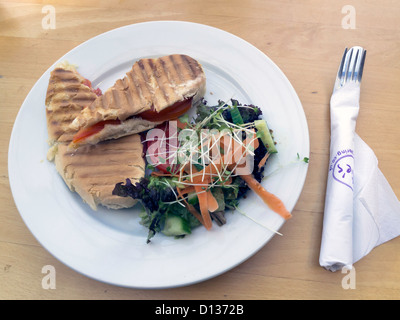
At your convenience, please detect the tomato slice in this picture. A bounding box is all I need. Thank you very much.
[145,122,181,174]
[72,98,192,144]
[82,79,102,96]
[72,119,121,144]
[139,98,192,122]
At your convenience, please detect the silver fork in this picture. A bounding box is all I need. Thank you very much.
[334,46,367,91]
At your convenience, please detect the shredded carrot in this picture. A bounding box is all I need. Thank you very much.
[194,185,213,230]
[190,174,211,185]
[193,163,223,183]
[220,131,259,170]
[244,129,259,150]
[172,131,276,231]
[179,186,195,195]
[176,187,204,225]
[258,152,270,170]
[240,174,292,220]
[207,190,219,212]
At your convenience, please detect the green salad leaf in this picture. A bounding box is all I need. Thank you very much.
[113,99,272,243]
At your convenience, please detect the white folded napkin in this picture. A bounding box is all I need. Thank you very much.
[319,81,400,272]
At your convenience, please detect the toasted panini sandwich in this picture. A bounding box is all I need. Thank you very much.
[53,134,145,210]
[69,54,206,148]
[45,61,101,145]
[46,62,145,210]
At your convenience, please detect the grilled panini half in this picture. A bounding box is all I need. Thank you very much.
[45,61,101,145]
[54,134,145,210]
[45,62,145,210]
[69,54,206,148]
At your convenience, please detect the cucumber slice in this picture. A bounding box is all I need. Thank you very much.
[229,103,244,125]
[161,214,191,237]
[254,119,278,153]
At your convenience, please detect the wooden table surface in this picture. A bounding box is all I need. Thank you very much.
[1,0,400,300]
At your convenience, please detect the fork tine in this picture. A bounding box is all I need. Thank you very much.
[357,49,367,82]
[341,47,353,86]
[334,46,366,91]
[338,47,348,81]
[350,49,360,81]
[336,46,366,89]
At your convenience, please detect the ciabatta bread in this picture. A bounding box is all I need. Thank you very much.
[45,62,145,210]
[46,61,100,144]
[69,54,206,146]
[54,134,145,210]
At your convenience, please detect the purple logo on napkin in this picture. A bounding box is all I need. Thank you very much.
[330,150,354,190]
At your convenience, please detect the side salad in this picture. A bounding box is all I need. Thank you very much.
[113,99,291,243]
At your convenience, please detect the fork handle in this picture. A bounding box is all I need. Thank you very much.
[320,81,360,271]
[330,82,360,143]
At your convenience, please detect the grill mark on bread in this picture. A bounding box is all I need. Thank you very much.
[72,94,97,106]
[141,59,159,109]
[52,69,81,78]
[58,137,144,179]
[123,74,137,111]
[138,59,160,111]
[147,58,170,104]
[46,68,94,102]
[126,68,145,114]
[50,92,95,105]
[47,82,88,104]
[159,56,180,103]
[177,54,195,81]
[124,80,135,111]
[52,68,72,74]
[49,111,80,124]
[54,134,145,210]
[51,78,81,84]
[133,61,153,111]
[46,67,98,142]
[169,54,184,82]
[181,54,198,79]
[104,90,113,111]
[49,70,83,86]
[111,87,122,111]
[76,164,143,178]
[158,58,178,102]
[137,60,151,89]
[171,54,192,81]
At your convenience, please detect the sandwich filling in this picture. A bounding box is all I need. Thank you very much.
[72,97,193,145]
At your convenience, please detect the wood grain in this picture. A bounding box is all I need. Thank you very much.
[1,0,399,300]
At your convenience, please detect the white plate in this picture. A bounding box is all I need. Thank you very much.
[8,21,309,289]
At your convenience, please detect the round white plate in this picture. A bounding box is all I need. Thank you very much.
[8,21,309,289]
